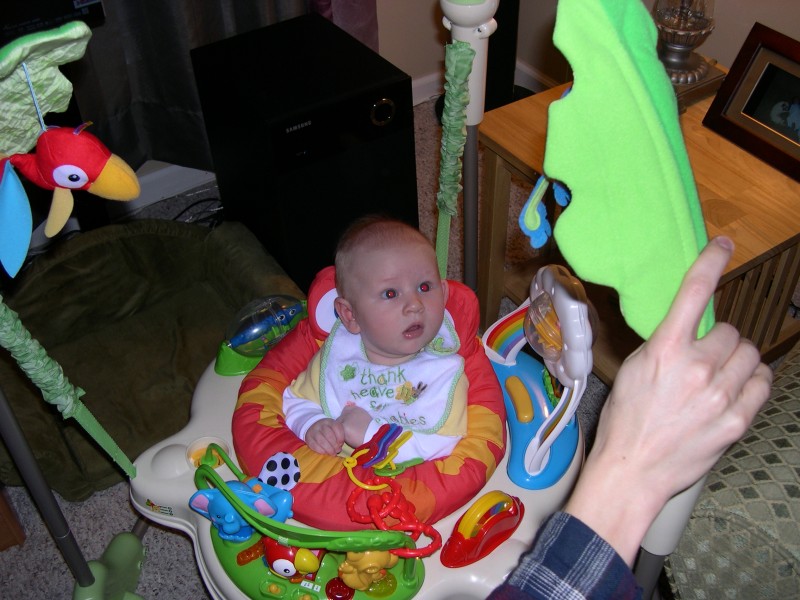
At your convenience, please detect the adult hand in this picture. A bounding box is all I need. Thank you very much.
[306,418,345,455]
[564,236,773,564]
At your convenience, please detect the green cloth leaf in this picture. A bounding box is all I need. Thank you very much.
[0,21,92,155]
[545,0,714,340]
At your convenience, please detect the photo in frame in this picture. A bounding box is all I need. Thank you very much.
[703,23,800,183]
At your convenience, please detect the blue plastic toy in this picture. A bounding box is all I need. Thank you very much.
[482,264,595,489]
[227,295,307,356]
[215,295,307,376]
[189,477,294,542]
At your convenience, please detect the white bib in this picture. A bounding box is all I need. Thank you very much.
[319,311,464,435]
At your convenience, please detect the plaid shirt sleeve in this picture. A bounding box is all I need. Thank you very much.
[487,512,642,600]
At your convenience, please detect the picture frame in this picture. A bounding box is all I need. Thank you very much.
[703,23,800,183]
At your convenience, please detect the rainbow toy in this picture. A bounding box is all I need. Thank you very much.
[482,265,592,490]
[481,300,530,366]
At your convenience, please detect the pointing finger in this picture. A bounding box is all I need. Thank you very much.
[652,236,733,345]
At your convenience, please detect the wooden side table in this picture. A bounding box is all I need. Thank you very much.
[478,83,800,385]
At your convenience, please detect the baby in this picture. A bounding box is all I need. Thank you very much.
[282,216,468,463]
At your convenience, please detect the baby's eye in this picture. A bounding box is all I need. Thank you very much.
[382,289,398,299]
[418,282,431,293]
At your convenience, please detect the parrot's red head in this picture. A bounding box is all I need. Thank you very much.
[8,124,139,199]
[262,537,321,582]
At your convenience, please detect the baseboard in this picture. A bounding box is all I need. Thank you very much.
[411,59,559,106]
[514,59,560,93]
[108,160,217,219]
[412,71,444,106]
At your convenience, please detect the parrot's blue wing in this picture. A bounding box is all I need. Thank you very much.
[0,160,33,277]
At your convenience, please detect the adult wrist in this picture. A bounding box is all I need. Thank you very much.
[564,448,667,565]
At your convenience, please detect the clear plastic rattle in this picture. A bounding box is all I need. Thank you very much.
[522,264,595,475]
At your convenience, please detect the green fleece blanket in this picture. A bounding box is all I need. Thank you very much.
[545,0,714,340]
[0,220,302,500]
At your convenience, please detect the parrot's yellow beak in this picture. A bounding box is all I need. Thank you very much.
[87,153,140,200]
[294,548,320,575]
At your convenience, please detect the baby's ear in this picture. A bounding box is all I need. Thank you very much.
[334,297,360,334]
[441,279,450,303]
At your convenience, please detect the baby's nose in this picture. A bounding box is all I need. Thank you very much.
[405,294,424,312]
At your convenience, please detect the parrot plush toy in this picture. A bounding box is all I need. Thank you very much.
[0,21,140,279]
[3,123,139,236]
[0,124,139,277]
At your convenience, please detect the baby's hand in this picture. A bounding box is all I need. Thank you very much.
[337,405,372,448]
[305,418,345,455]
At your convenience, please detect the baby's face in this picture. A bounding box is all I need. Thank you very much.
[343,240,447,365]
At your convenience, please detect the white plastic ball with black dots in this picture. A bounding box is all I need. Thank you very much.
[258,452,300,491]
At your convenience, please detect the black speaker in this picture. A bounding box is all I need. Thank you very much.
[191,14,419,293]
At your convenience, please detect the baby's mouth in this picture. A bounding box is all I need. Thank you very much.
[403,323,424,338]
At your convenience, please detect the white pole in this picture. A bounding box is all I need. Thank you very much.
[440,0,499,126]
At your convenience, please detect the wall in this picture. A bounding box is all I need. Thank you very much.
[377,0,800,99]
[516,0,568,87]
[377,0,448,104]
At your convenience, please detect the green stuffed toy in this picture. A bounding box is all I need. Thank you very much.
[545,0,714,340]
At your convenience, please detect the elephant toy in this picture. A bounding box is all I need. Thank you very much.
[189,478,293,542]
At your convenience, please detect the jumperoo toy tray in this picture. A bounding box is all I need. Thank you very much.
[130,360,583,600]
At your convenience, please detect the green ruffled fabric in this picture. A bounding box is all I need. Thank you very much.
[435,40,474,277]
[0,296,85,416]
